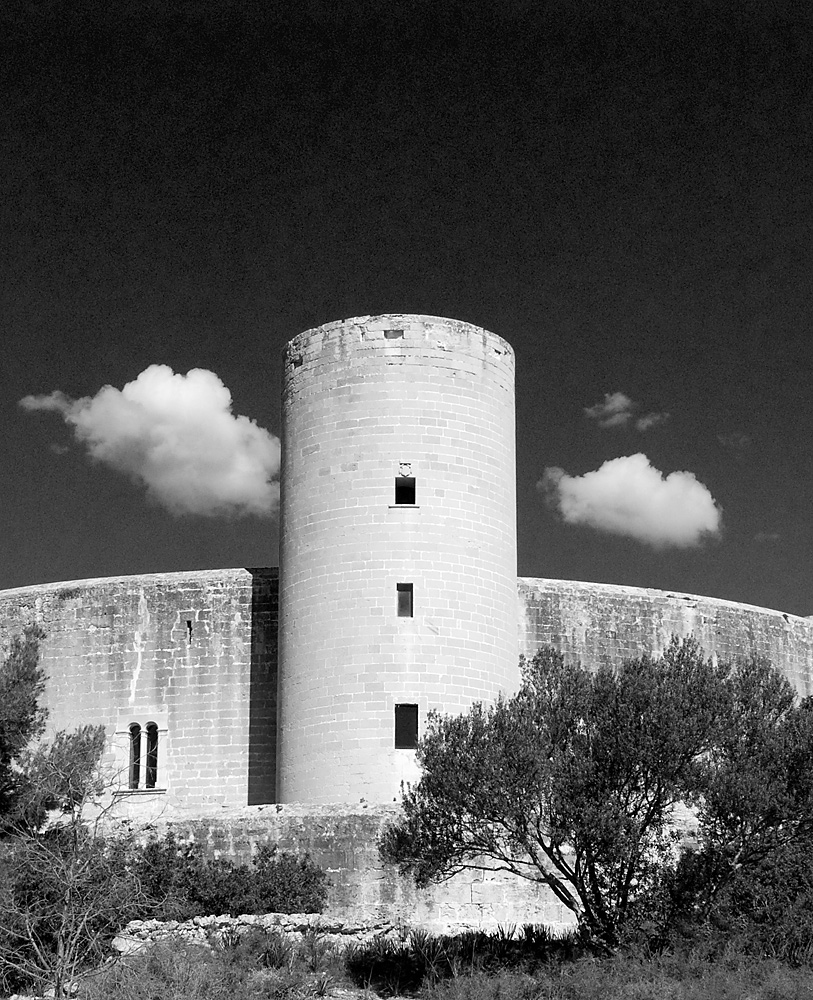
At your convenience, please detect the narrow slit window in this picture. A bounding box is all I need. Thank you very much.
[145,722,159,789]
[395,704,419,749]
[128,723,141,790]
[397,583,413,617]
[394,477,415,504]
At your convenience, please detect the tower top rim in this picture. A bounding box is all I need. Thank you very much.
[285,314,515,359]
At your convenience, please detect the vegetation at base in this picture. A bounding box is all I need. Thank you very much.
[80,924,347,1000]
[343,924,587,994]
[381,639,813,950]
[0,625,47,826]
[0,825,146,997]
[0,628,126,998]
[74,924,813,1000]
[7,629,813,995]
[134,832,329,918]
[0,630,328,998]
[0,829,329,995]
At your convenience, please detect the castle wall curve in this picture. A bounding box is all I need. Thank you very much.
[3,571,813,817]
[278,315,519,804]
[518,578,813,697]
[0,569,278,814]
[7,570,811,930]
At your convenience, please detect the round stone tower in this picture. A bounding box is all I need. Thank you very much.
[277,315,519,803]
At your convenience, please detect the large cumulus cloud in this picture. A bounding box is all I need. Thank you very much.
[21,366,281,517]
[539,453,722,549]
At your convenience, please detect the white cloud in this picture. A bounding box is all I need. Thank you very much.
[754,531,780,543]
[584,392,635,427]
[538,453,722,549]
[634,412,668,432]
[584,391,669,432]
[21,366,281,517]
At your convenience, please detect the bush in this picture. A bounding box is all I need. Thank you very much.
[133,833,328,918]
[0,827,145,996]
[77,928,813,1000]
[79,926,341,1000]
[343,925,588,994]
[344,934,425,995]
[661,834,813,965]
[79,937,244,1000]
[382,641,813,950]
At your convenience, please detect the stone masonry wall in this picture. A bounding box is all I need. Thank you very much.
[108,804,570,935]
[278,315,519,804]
[0,568,278,815]
[3,569,813,933]
[518,578,813,696]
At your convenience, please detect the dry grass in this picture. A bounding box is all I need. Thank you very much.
[74,929,813,1000]
[423,954,813,1000]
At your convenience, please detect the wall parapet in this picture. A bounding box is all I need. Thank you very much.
[518,577,813,697]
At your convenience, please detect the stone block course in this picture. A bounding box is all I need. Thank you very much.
[4,313,813,932]
[109,805,569,935]
[518,578,813,695]
[0,568,278,816]
[278,316,519,805]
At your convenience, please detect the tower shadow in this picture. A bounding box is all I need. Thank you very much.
[247,567,279,804]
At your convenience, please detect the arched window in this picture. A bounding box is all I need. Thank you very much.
[129,723,141,789]
[118,713,166,793]
[145,722,159,789]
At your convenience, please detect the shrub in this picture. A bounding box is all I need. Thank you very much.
[383,641,813,950]
[662,834,813,965]
[77,928,813,1000]
[79,928,339,1000]
[344,925,588,994]
[0,824,144,996]
[344,934,425,995]
[299,925,340,972]
[79,937,244,1000]
[133,833,328,918]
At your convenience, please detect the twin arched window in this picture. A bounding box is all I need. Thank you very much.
[128,721,159,789]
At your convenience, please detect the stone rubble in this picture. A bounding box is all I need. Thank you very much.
[112,911,402,956]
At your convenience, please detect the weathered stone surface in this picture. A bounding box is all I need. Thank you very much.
[4,571,813,932]
[103,803,568,935]
[518,578,813,696]
[0,568,278,818]
[114,910,402,955]
[279,316,519,804]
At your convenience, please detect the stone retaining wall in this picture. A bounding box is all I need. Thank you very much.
[107,804,572,936]
[113,911,401,956]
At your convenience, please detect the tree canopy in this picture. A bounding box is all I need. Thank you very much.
[380,639,813,947]
[0,625,47,824]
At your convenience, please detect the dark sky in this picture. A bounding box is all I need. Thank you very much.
[3,1,812,614]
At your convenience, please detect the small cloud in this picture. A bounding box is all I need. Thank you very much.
[20,366,281,517]
[48,443,69,455]
[584,392,669,431]
[754,531,780,543]
[538,453,722,549]
[718,432,751,451]
[585,392,635,428]
[635,411,669,432]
